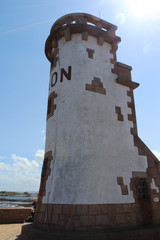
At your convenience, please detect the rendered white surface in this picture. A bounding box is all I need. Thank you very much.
[153,197,159,202]
[43,34,148,204]
[151,178,159,193]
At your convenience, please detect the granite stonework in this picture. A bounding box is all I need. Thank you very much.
[21,13,160,240]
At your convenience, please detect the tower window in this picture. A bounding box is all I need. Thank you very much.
[86,48,95,59]
[135,178,149,200]
[47,99,52,115]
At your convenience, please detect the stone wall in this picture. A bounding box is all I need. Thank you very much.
[34,201,160,231]
[0,208,32,224]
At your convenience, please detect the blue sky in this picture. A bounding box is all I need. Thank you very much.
[0,0,160,191]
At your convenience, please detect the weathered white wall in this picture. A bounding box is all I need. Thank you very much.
[43,34,148,204]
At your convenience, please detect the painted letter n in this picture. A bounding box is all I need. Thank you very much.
[60,66,72,82]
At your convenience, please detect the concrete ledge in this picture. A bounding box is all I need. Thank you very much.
[21,223,160,240]
[0,208,32,224]
[116,77,139,90]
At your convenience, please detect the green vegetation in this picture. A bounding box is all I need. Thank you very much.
[0,191,38,197]
[0,191,20,196]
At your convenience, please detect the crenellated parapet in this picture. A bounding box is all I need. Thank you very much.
[45,13,121,62]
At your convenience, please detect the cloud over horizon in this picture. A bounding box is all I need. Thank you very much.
[0,149,44,192]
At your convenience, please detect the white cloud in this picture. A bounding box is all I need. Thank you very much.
[0,149,44,191]
[11,154,39,171]
[152,150,160,160]
[35,149,44,163]
[0,162,10,171]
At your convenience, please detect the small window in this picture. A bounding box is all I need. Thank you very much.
[47,99,52,115]
[135,178,149,200]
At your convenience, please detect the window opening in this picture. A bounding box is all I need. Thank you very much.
[47,99,52,115]
[135,178,149,200]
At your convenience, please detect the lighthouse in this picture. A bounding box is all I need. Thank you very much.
[22,13,160,240]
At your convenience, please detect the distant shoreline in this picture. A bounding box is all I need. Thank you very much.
[0,191,38,198]
[0,198,36,202]
[0,191,38,208]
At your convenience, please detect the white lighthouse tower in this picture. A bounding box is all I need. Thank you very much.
[22,13,160,240]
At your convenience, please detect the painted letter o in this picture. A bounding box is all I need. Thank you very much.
[51,72,58,87]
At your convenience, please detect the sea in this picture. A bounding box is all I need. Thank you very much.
[0,196,37,208]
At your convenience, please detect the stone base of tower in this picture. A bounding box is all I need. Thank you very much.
[21,202,160,239]
[21,223,160,240]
